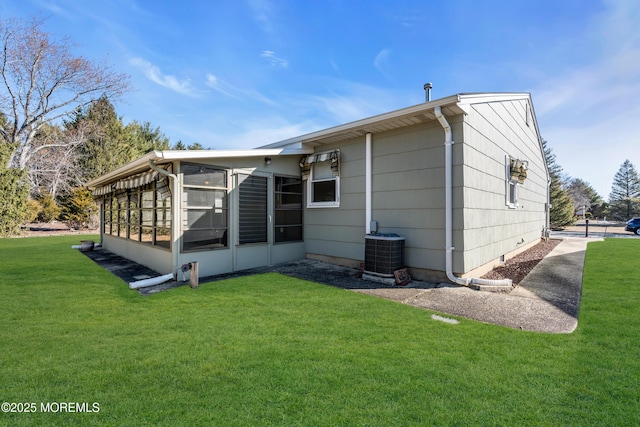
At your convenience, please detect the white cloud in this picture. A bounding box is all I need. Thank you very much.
[260,50,289,67]
[204,73,241,99]
[204,73,278,106]
[129,57,195,96]
[247,0,275,34]
[374,48,391,73]
[306,81,411,124]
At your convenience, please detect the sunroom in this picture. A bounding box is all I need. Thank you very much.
[87,148,311,278]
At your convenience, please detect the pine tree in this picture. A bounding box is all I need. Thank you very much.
[608,159,640,221]
[0,143,29,235]
[543,140,574,228]
[71,97,172,182]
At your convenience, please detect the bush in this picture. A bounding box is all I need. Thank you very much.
[59,187,98,229]
[35,193,61,223]
[25,199,41,224]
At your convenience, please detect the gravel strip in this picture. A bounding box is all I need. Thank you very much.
[481,239,562,285]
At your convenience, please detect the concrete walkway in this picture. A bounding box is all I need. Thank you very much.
[355,237,597,333]
[82,237,599,333]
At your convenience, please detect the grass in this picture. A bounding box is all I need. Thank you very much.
[0,235,639,426]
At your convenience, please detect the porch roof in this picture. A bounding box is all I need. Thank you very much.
[85,147,312,189]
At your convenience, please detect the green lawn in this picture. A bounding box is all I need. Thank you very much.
[1,236,638,426]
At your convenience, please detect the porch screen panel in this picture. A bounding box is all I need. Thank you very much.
[182,163,228,251]
[238,174,267,244]
[274,176,303,242]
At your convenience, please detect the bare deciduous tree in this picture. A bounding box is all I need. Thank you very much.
[28,122,90,197]
[0,16,131,170]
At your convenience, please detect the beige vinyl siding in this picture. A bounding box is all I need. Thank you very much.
[304,94,547,278]
[370,120,463,273]
[304,119,465,273]
[460,99,547,273]
[304,140,366,261]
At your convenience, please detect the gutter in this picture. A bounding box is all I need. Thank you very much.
[434,106,512,289]
[148,159,181,279]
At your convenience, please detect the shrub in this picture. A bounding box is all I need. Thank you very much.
[25,199,41,224]
[59,187,99,229]
[35,193,61,223]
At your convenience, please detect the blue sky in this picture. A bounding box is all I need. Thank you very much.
[2,0,638,199]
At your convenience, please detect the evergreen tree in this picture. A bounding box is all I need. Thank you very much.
[172,141,207,150]
[543,140,574,228]
[70,97,172,182]
[608,159,640,221]
[0,142,29,235]
[126,120,170,153]
[69,96,132,181]
[172,141,187,150]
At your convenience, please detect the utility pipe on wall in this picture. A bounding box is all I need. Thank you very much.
[149,159,181,279]
[365,132,372,234]
[545,178,551,240]
[434,106,512,288]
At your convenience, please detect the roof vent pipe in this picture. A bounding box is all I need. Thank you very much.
[424,82,433,102]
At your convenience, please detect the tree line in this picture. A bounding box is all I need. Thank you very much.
[545,140,640,228]
[0,17,204,235]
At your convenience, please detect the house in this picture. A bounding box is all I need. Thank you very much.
[87,92,550,287]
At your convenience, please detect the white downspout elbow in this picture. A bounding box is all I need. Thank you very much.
[434,106,512,289]
[149,159,180,279]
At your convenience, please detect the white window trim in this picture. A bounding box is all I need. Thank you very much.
[506,155,518,209]
[306,150,340,208]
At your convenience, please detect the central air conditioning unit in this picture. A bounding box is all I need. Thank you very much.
[363,233,405,283]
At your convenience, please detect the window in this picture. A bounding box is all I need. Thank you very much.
[505,156,528,209]
[274,176,303,242]
[116,193,127,237]
[102,180,172,249]
[129,188,141,241]
[507,179,518,208]
[154,186,171,249]
[102,198,111,236]
[304,150,340,207]
[182,163,228,251]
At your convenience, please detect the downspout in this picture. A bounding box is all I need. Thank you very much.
[149,159,180,279]
[365,132,372,234]
[545,178,551,240]
[434,106,512,288]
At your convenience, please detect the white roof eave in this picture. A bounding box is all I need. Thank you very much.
[85,147,312,188]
